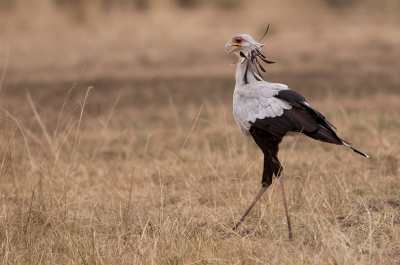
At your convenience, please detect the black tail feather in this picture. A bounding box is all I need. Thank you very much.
[350,146,369,158]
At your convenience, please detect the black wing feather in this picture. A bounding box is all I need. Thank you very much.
[275,90,337,129]
[250,89,343,145]
[249,89,368,157]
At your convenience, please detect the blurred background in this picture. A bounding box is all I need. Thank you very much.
[0,0,399,92]
[1,3,400,263]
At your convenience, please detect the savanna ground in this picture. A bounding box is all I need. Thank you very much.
[1,0,400,264]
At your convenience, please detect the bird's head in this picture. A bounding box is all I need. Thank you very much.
[225,34,263,59]
[225,32,274,83]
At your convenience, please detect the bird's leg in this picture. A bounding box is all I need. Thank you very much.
[232,185,269,230]
[278,175,293,240]
[234,127,286,232]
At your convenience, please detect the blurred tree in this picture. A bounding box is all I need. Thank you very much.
[214,0,241,10]
[175,0,200,9]
[0,0,16,12]
[324,0,358,8]
[134,0,150,11]
[101,0,150,11]
[53,0,86,22]
[53,0,150,16]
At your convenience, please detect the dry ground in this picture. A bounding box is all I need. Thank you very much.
[1,1,400,264]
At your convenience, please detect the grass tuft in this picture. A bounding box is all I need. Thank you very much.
[0,78,399,263]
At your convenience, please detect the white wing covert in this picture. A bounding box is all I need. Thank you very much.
[233,82,291,136]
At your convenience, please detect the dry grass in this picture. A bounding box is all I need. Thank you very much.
[1,78,399,264]
[1,1,400,264]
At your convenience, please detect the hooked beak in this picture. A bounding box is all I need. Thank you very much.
[225,41,240,54]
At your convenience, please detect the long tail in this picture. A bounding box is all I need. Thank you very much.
[303,125,369,158]
[342,140,369,158]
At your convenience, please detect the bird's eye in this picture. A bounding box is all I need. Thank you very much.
[235,38,242,43]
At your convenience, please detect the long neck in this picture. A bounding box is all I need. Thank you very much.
[235,56,264,86]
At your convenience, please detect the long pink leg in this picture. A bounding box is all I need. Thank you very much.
[232,176,293,240]
[279,175,293,240]
[232,185,268,230]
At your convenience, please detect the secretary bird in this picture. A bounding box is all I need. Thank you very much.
[225,32,368,240]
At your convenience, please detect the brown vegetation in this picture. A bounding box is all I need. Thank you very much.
[0,0,399,264]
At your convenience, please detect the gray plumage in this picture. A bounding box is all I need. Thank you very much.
[225,34,368,158]
[226,33,368,235]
